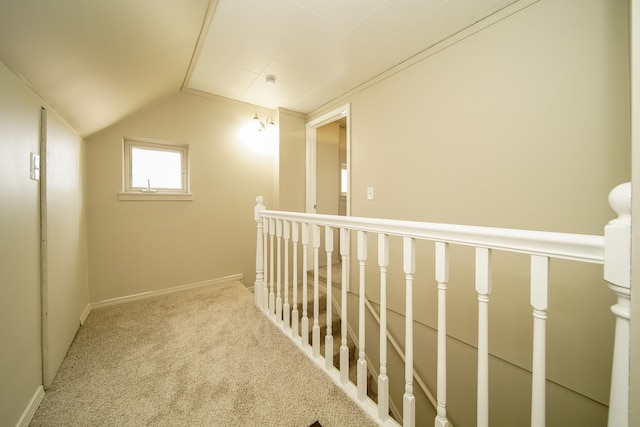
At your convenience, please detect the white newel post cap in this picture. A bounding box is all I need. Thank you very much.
[608,183,631,225]
[255,196,265,222]
[604,182,631,289]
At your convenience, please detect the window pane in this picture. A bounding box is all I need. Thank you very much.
[341,165,347,194]
[131,147,182,189]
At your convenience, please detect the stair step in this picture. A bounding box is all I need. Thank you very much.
[348,363,379,403]
[308,263,343,288]
[309,302,340,337]
[319,329,357,367]
[280,278,328,314]
[268,263,384,407]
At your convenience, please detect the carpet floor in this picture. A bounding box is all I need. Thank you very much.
[30,280,377,427]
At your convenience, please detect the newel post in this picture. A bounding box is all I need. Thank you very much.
[254,196,266,309]
[604,182,631,427]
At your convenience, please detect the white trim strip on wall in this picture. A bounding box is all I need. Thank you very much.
[79,304,91,326]
[82,274,244,316]
[16,386,44,427]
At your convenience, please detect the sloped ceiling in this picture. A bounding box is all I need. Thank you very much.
[0,0,519,138]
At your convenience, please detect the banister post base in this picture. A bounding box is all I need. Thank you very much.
[604,182,631,427]
[403,392,415,427]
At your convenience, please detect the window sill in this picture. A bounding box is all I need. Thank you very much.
[118,192,193,201]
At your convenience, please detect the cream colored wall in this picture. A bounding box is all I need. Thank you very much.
[276,108,306,212]
[631,0,640,423]
[317,122,342,259]
[305,0,630,425]
[44,111,90,387]
[86,92,276,302]
[0,60,44,427]
[631,126,639,422]
[316,122,340,216]
[0,60,89,425]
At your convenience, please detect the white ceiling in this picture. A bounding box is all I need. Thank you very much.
[0,0,518,138]
[188,0,519,113]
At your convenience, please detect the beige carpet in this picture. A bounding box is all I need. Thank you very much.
[30,280,377,427]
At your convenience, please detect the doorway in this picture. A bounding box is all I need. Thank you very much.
[305,103,350,217]
[305,104,350,275]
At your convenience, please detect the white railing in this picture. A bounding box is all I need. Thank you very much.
[252,182,631,427]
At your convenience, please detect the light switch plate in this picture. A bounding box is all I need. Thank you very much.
[30,152,40,181]
[367,187,374,200]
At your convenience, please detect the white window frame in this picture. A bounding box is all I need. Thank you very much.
[119,137,192,201]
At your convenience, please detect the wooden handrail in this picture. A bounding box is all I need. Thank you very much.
[260,210,604,264]
[253,181,630,426]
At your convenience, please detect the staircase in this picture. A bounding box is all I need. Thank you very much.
[262,260,391,416]
[302,263,382,407]
[254,187,633,427]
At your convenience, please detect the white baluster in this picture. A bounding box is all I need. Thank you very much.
[313,224,321,358]
[283,220,290,332]
[269,218,275,317]
[604,182,631,427]
[436,242,450,427]
[325,226,334,370]
[378,233,389,421]
[262,217,269,313]
[403,237,416,427]
[357,230,368,400]
[292,222,300,339]
[476,247,492,427]
[340,227,350,385]
[254,196,265,309]
[276,220,283,323]
[530,255,549,427]
[301,223,310,348]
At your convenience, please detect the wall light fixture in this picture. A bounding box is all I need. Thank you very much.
[253,113,274,132]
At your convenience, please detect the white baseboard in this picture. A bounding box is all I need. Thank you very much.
[16,385,44,427]
[79,303,91,326]
[90,274,244,310]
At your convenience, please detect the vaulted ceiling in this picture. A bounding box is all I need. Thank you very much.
[0,0,519,138]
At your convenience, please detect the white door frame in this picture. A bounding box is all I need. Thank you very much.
[39,106,52,389]
[305,103,351,215]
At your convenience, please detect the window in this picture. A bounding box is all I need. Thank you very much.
[340,163,348,197]
[120,138,192,201]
